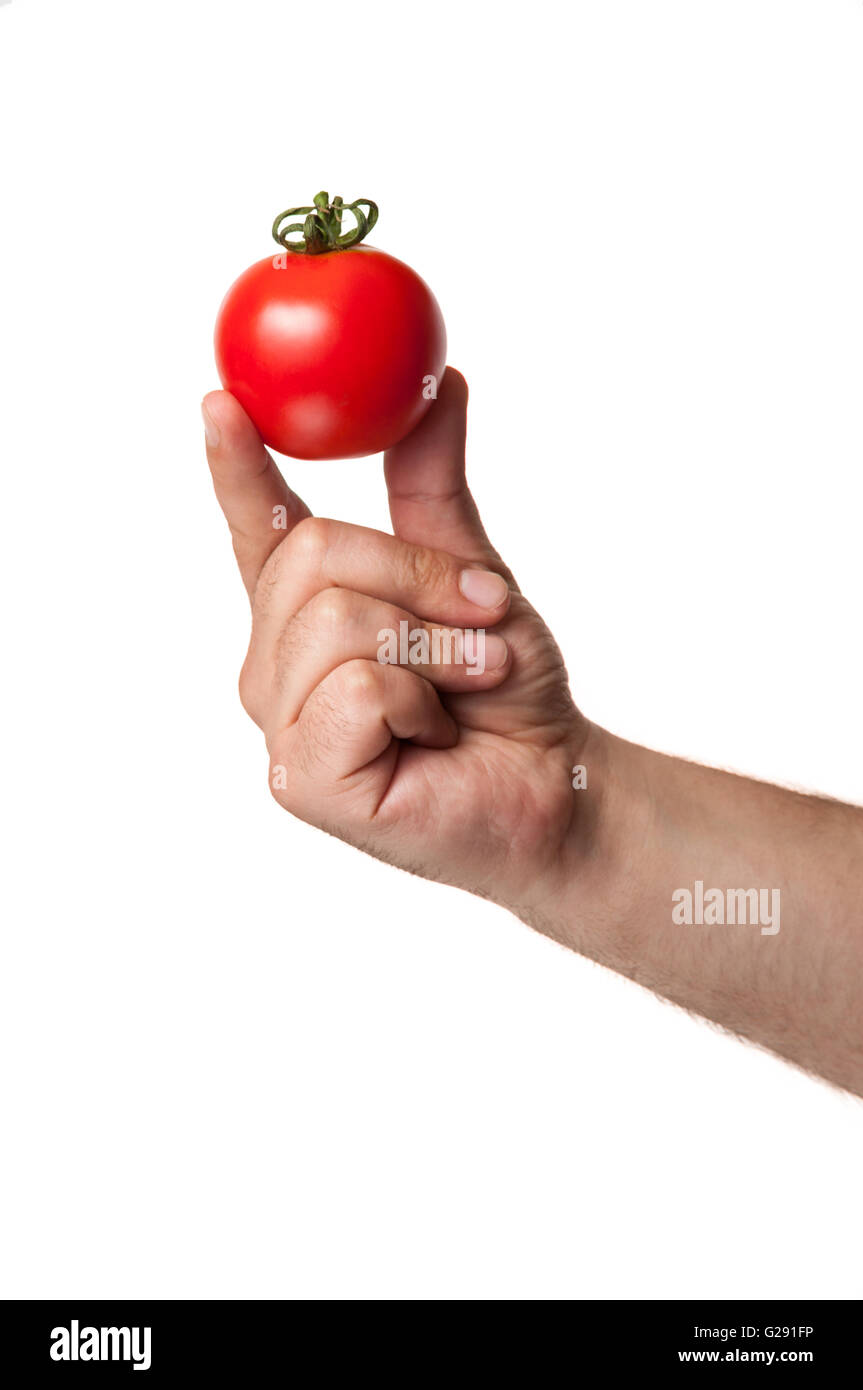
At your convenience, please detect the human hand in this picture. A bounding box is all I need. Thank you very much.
[203,368,596,920]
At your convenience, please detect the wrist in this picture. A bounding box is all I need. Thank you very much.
[513,723,656,971]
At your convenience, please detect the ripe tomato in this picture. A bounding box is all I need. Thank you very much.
[214,193,446,460]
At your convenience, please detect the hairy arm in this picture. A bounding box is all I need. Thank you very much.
[545,727,863,1094]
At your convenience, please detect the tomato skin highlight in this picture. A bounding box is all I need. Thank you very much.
[214,246,446,460]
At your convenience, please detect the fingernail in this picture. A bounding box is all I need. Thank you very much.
[482,634,509,670]
[459,568,509,609]
[201,402,220,448]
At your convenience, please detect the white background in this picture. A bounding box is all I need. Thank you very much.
[1,0,861,1299]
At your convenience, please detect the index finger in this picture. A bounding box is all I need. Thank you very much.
[202,390,311,599]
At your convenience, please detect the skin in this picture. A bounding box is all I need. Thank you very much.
[203,368,863,1098]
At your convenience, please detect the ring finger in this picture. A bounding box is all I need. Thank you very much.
[244,586,510,733]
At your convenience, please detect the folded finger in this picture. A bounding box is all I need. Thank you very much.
[269,660,457,806]
[246,586,509,731]
[252,516,512,652]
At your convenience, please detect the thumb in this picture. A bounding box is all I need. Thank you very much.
[384,368,516,584]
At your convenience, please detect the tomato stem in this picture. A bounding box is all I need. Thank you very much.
[272,192,379,255]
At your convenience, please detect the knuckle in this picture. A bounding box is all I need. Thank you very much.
[288,515,331,571]
[275,586,355,685]
[402,543,450,596]
[252,517,332,620]
[238,654,262,723]
[334,658,381,708]
[309,585,355,633]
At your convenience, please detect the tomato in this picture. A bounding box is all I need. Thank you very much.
[214,193,446,460]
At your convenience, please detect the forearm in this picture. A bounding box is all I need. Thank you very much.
[533,726,863,1095]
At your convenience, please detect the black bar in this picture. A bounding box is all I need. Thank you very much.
[1,1300,859,1378]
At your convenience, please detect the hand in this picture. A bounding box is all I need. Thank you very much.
[203,368,594,919]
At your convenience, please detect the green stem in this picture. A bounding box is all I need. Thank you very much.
[272,191,379,255]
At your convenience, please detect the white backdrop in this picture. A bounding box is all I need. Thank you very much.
[1,0,861,1299]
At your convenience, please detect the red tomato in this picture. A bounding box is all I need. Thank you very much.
[215,228,446,459]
